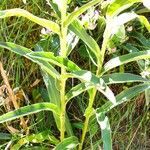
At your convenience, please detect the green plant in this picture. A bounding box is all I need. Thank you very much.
[123,31,150,105]
[0,0,150,149]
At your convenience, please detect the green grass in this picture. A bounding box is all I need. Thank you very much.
[0,0,149,149]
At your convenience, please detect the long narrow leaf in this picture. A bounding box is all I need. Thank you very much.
[96,113,112,150]
[64,0,103,27]
[64,70,116,104]
[66,31,79,56]
[0,133,12,140]
[41,71,61,129]
[128,32,150,46]
[138,15,150,32]
[102,73,149,84]
[96,83,150,114]
[106,0,141,17]
[0,41,31,55]
[103,50,150,74]
[0,9,60,34]
[47,0,61,18]
[66,83,95,102]
[12,131,59,150]
[0,42,60,78]
[66,73,149,102]
[69,20,101,65]
[0,103,60,123]
[41,71,74,136]
[27,51,81,71]
[55,136,79,150]
[41,71,60,107]
[145,89,150,105]
[48,3,101,64]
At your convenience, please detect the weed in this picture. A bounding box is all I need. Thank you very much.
[0,0,150,149]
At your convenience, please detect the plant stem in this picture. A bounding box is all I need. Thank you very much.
[79,89,97,150]
[60,0,67,141]
[79,116,90,150]
[100,24,111,73]
[60,74,66,141]
[79,24,111,149]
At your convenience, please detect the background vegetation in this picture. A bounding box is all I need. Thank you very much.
[0,0,149,149]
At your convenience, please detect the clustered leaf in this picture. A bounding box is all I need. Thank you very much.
[0,0,150,149]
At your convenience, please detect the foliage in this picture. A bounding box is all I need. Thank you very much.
[0,0,150,149]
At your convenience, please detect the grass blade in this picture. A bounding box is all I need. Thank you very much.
[66,83,95,102]
[64,0,103,27]
[102,73,149,84]
[27,51,81,71]
[66,31,79,56]
[0,103,60,124]
[0,133,12,140]
[69,20,101,65]
[12,131,59,150]
[65,73,149,102]
[138,15,150,32]
[106,0,141,17]
[103,50,150,74]
[64,70,116,104]
[128,32,150,47]
[42,71,74,136]
[96,113,112,150]
[55,136,79,150]
[0,42,60,78]
[96,83,150,114]
[145,89,150,105]
[0,9,60,34]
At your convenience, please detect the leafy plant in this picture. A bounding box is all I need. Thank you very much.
[0,0,150,149]
[123,31,150,105]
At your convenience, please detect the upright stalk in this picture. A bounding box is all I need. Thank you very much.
[79,89,97,150]
[79,24,111,150]
[59,0,68,141]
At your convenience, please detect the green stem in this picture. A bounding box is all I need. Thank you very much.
[100,24,111,73]
[79,89,97,150]
[79,24,111,149]
[60,75,66,141]
[60,0,68,141]
[79,117,90,150]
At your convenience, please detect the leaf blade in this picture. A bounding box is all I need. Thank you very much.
[0,42,60,78]
[0,103,60,124]
[96,113,112,150]
[55,136,79,150]
[102,73,149,84]
[106,0,141,17]
[66,83,95,102]
[12,131,59,150]
[65,73,149,102]
[96,83,150,114]
[69,20,101,65]
[64,70,116,104]
[103,50,150,74]
[138,15,150,32]
[27,51,81,71]
[64,0,103,26]
[0,8,60,34]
